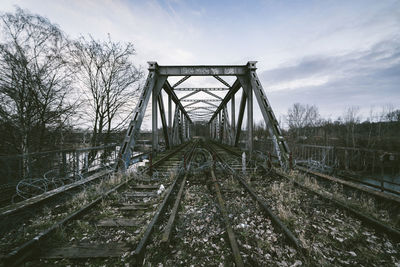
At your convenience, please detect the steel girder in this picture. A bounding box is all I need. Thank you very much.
[115,63,162,171]
[174,87,228,91]
[158,93,170,149]
[163,80,192,122]
[157,64,248,76]
[117,61,289,171]
[209,61,290,168]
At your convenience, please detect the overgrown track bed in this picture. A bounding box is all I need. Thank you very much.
[216,141,400,233]
[214,165,304,266]
[0,142,195,266]
[294,166,400,228]
[211,142,400,266]
[143,169,234,266]
[142,146,238,266]
[142,143,303,266]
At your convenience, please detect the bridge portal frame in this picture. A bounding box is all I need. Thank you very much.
[116,61,290,171]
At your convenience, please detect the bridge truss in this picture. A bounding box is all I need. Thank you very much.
[116,61,290,171]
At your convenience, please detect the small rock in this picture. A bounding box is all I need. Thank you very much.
[290,260,302,267]
[349,251,357,257]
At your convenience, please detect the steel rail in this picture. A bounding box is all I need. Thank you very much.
[296,166,400,203]
[161,143,198,243]
[209,162,245,267]
[273,169,400,241]
[2,142,193,266]
[0,153,148,220]
[132,140,199,263]
[212,141,400,242]
[205,142,303,251]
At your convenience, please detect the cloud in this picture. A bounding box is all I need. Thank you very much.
[263,38,400,119]
[260,37,400,90]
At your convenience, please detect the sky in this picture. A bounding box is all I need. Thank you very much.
[1,0,400,128]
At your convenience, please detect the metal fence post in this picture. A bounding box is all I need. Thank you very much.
[75,150,80,177]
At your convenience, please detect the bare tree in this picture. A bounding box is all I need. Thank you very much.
[0,8,76,161]
[342,106,360,147]
[286,103,320,138]
[72,35,143,147]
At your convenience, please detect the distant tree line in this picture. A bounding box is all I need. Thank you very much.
[0,7,143,157]
[254,103,400,151]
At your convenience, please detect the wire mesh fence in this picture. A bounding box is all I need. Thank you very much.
[0,144,118,200]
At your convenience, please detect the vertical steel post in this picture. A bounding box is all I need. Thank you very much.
[168,94,172,127]
[181,111,184,141]
[218,111,222,141]
[152,81,159,153]
[231,94,235,140]
[247,87,253,154]
[234,90,246,147]
[168,94,172,142]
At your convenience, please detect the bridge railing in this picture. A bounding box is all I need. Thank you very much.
[249,140,399,193]
[0,144,118,187]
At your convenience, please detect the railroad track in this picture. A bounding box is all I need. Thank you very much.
[2,140,399,266]
[0,141,197,266]
[140,141,304,266]
[210,142,399,266]
[0,153,148,238]
[295,166,400,209]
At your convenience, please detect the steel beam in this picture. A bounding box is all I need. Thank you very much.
[116,62,166,171]
[247,86,253,153]
[179,90,200,100]
[158,93,170,149]
[180,111,184,142]
[245,64,290,167]
[188,111,214,115]
[231,94,235,134]
[208,78,241,123]
[163,80,192,122]
[203,90,223,100]
[157,64,248,76]
[213,75,231,87]
[181,99,221,102]
[152,77,163,153]
[186,106,215,112]
[174,87,228,91]
[184,100,219,108]
[239,75,253,153]
[171,107,180,145]
[172,75,191,88]
[234,90,247,147]
[168,94,172,141]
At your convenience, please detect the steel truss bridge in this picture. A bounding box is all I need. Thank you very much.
[116,61,290,171]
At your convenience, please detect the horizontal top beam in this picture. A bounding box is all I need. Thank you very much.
[149,61,257,76]
[174,87,229,91]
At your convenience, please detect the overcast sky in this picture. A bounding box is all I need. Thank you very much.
[2,0,399,127]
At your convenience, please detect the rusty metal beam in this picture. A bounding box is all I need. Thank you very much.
[172,75,191,88]
[213,75,231,87]
[208,78,241,123]
[179,90,200,100]
[157,64,248,76]
[234,90,247,147]
[203,90,222,100]
[163,80,192,123]
[174,87,228,91]
[181,99,221,102]
[158,93,170,149]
